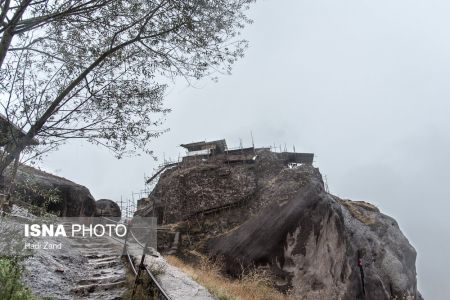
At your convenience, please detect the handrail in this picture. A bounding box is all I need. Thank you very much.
[100,216,171,300]
[146,162,179,184]
[126,248,137,276]
[145,266,172,300]
[108,233,125,245]
[101,216,120,224]
[123,240,171,299]
[129,230,145,248]
[4,208,171,298]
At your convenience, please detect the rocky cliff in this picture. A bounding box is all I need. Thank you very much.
[136,150,421,300]
[4,164,96,217]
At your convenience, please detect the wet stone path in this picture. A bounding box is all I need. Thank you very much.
[3,207,131,299]
[64,223,129,300]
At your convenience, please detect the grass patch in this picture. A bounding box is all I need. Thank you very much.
[165,255,288,300]
[146,260,166,277]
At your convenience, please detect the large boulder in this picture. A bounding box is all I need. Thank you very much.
[207,171,418,300]
[5,164,96,217]
[95,199,121,220]
[136,150,420,299]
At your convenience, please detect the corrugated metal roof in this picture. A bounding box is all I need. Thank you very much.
[180,139,227,151]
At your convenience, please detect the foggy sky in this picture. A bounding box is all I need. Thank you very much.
[41,0,450,298]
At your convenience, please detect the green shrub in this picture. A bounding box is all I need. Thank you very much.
[0,256,38,300]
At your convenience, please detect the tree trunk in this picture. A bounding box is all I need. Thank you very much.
[0,152,19,212]
[0,35,142,175]
[0,0,31,69]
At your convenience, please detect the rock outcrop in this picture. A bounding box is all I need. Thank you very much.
[95,199,121,220]
[5,164,96,217]
[136,150,421,300]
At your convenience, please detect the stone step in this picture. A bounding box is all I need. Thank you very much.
[76,274,125,286]
[71,280,126,296]
[87,256,120,263]
[91,269,125,278]
[91,260,121,269]
[83,252,121,259]
[71,242,117,249]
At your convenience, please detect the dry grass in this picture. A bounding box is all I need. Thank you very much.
[147,260,166,277]
[350,200,379,212]
[338,199,378,225]
[165,255,288,300]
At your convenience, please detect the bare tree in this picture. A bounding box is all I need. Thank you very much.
[0,0,255,174]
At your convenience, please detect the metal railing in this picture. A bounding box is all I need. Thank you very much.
[100,216,171,300]
[0,201,171,299]
[145,162,179,184]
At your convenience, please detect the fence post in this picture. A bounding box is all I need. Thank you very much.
[131,242,149,297]
[122,221,130,256]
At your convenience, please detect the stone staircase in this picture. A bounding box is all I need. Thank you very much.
[61,223,128,299]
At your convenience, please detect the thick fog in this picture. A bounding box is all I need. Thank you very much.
[41,0,450,298]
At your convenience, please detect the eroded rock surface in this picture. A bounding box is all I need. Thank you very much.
[137,163,257,223]
[7,164,96,216]
[136,150,421,300]
[95,199,121,220]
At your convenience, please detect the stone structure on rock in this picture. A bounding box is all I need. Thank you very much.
[179,139,314,165]
[135,139,422,300]
[95,199,121,220]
